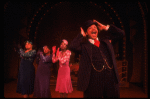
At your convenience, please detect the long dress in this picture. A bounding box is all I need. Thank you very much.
[33,51,52,98]
[52,50,73,93]
[16,48,36,95]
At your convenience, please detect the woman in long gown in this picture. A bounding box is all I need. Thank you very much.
[16,40,36,98]
[52,39,73,98]
[33,45,52,98]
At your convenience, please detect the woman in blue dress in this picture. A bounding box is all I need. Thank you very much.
[16,40,36,98]
[33,45,53,98]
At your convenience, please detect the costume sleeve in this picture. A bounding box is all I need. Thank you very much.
[52,53,59,63]
[41,54,52,63]
[69,33,84,54]
[19,48,36,58]
[58,50,71,64]
[105,24,125,40]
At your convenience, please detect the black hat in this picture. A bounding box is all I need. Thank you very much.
[82,20,98,32]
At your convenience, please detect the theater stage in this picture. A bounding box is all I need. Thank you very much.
[4,80,147,98]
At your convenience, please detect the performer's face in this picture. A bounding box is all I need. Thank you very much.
[86,24,98,40]
[60,42,67,50]
[25,42,32,50]
[43,46,50,54]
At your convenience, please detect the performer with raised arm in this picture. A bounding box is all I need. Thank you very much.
[33,45,53,98]
[52,39,73,98]
[69,20,125,98]
[15,40,36,98]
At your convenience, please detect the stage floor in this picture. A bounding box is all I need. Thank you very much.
[4,80,147,98]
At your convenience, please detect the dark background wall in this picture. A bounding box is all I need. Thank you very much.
[4,1,148,93]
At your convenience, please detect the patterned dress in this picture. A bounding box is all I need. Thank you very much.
[52,50,73,93]
[16,48,36,95]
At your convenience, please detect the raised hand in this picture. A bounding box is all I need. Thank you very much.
[93,19,110,31]
[56,47,60,57]
[80,27,86,37]
[52,46,56,54]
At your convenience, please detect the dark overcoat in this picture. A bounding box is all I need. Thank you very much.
[69,25,125,91]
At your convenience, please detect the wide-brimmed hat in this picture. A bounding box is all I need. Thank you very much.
[82,20,98,32]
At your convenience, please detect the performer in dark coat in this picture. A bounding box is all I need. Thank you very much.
[33,45,53,98]
[69,20,125,98]
[16,40,36,98]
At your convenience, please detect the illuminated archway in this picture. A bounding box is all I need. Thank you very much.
[27,1,126,58]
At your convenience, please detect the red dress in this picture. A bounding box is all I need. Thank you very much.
[52,50,73,93]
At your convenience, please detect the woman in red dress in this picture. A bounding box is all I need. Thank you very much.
[52,39,73,98]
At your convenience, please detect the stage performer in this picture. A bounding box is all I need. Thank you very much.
[52,39,73,98]
[15,40,36,98]
[69,20,125,98]
[33,45,53,98]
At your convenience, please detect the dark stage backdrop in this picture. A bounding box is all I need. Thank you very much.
[36,2,113,49]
